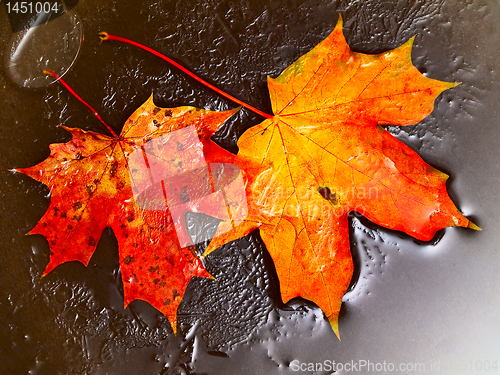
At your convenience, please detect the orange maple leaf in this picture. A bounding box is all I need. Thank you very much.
[15,94,240,333]
[205,16,479,338]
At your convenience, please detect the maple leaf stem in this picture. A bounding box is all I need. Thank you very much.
[99,32,274,119]
[43,70,119,138]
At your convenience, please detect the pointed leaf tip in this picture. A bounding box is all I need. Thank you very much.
[406,35,416,49]
[468,220,481,231]
[230,105,242,115]
[328,315,340,340]
[336,13,343,26]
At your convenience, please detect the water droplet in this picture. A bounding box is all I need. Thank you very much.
[3,9,82,88]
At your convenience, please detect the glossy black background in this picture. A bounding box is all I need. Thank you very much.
[1,0,499,374]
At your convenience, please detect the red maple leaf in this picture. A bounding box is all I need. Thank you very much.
[203,16,480,337]
[15,90,241,333]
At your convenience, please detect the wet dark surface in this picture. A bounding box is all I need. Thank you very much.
[1,0,499,374]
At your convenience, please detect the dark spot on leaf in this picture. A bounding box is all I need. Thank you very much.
[164,110,172,117]
[67,225,73,229]
[172,289,180,298]
[76,153,83,160]
[42,222,47,227]
[176,142,184,151]
[318,186,338,205]
[93,179,99,184]
[149,266,159,273]
[73,202,82,210]
[160,282,166,287]
[163,299,171,306]
[73,215,81,221]
[86,185,93,195]
[177,161,182,167]
[153,107,161,115]
[153,278,160,284]
[153,119,160,127]
[110,161,119,177]
[123,256,135,264]
[180,186,190,203]
[60,212,67,218]
[126,216,134,222]
[88,237,96,246]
